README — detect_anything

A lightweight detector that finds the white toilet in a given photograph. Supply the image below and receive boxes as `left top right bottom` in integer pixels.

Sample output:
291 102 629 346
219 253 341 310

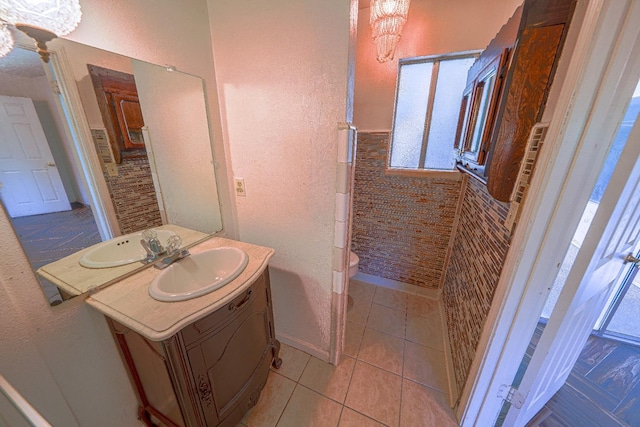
347 251 359 311
348 251 360 278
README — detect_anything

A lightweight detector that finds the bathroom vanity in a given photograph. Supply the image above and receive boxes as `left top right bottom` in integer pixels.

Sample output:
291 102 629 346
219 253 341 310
86 237 280 427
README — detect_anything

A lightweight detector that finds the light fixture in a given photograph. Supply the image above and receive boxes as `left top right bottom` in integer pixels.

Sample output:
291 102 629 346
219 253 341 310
370 0 411 63
0 0 82 62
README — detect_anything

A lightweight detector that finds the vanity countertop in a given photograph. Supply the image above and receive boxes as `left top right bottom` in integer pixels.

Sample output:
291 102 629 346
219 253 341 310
85 237 275 341
37 224 208 297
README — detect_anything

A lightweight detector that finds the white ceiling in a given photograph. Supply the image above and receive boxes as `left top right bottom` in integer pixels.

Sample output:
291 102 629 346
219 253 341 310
0 46 45 78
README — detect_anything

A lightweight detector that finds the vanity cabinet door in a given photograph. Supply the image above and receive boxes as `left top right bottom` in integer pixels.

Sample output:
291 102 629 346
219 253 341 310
185 274 273 426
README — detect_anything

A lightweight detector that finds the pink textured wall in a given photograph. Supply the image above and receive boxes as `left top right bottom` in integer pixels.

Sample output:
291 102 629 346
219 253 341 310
354 0 522 131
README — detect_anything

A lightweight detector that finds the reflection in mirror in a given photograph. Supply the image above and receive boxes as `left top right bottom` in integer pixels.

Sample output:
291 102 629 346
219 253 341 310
0 39 223 306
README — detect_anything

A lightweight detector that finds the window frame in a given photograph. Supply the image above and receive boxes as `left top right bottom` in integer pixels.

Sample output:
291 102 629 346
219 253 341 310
388 50 481 174
455 48 511 166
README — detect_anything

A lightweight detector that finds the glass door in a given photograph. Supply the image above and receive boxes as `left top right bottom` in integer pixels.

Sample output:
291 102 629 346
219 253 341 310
595 252 640 344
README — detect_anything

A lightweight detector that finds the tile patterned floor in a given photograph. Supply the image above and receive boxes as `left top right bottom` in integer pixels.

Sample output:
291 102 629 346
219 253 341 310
10 203 101 304
527 328 640 427
238 280 457 427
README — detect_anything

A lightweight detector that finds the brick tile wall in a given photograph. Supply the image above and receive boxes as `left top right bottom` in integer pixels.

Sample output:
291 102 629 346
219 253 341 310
442 176 512 393
101 156 163 234
351 132 462 290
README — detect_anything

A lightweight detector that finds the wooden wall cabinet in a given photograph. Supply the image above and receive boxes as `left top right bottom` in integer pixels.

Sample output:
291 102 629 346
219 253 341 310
109 269 281 427
456 0 576 201
89 65 147 163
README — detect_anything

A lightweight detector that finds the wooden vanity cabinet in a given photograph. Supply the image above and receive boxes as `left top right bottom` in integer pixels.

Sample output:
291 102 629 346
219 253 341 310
108 269 281 427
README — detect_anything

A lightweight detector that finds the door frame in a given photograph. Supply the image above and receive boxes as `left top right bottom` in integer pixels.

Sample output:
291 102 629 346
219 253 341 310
0 95 71 217
18 41 120 240
458 0 640 424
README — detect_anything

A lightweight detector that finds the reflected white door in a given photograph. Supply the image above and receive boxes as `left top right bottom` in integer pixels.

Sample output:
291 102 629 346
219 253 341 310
0 95 70 217
505 110 640 425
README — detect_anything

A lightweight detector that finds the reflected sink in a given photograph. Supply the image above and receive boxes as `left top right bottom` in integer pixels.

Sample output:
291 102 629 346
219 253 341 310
149 247 249 302
80 230 176 269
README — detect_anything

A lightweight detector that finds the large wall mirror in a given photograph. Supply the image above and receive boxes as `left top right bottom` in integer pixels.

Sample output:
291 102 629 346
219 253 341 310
0 38 223 306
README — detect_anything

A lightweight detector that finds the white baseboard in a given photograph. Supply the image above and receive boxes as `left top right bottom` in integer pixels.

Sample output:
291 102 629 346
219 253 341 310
275 332 330 363
352 272 441 300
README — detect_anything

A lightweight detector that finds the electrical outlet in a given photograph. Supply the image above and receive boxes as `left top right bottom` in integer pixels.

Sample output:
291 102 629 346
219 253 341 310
106 163 119 177
234 178 246 197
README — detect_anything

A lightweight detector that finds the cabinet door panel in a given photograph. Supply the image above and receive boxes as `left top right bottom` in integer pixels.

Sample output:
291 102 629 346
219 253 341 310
208 311 269 412
187 285 271 425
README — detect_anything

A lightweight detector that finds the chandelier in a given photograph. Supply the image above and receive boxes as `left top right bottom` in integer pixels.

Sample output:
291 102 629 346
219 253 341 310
0 0 82 62
370 0 411 63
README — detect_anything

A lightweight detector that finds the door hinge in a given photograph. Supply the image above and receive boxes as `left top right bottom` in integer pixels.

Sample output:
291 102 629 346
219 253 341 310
49 80 61 95
498 385 525 409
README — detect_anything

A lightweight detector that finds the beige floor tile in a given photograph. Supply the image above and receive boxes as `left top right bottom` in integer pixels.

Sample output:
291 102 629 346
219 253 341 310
400 379 457 426
403 341 448 392
358 328 404 375
348 279 376 303
373 286 408 312
343 321 365 358
242 371 296 427
407 294 441 320
274 343 311 381
405 313 444 350
347 292 373 325
338 407 386 427
277 385 342 427
299 355 356 403
367 303 406 338
345 361 402 427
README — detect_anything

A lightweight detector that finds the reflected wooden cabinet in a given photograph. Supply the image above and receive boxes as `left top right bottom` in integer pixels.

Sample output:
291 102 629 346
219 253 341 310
108 269 281 427
89 64 147 163
456 0 576 202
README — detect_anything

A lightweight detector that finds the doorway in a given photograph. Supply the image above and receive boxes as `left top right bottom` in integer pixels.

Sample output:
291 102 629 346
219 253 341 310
541 79 640 334
494 74 640 426
0 46 108 305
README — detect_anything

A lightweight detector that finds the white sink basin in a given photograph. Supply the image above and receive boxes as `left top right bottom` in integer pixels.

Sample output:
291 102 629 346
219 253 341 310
80 230 176 269
149 247 249 302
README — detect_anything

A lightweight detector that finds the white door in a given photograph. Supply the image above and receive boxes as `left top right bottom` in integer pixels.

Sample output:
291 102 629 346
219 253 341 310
0 95 70 217
504 106 640 425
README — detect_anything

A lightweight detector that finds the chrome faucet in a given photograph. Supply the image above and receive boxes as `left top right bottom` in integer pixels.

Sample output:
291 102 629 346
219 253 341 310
141 229 166 261
140 230 190 269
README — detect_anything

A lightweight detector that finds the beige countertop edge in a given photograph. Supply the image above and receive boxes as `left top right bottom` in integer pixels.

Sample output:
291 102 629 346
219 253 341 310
37 224 209 296
85 238 275 342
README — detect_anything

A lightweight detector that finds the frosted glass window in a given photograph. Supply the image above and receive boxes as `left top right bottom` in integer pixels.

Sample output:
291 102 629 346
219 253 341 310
390 62 433 169
424 57 477 170
389 52 477 171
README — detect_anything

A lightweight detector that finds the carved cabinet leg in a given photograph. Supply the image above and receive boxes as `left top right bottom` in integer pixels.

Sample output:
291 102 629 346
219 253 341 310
138 405 155 427
271 340 282 369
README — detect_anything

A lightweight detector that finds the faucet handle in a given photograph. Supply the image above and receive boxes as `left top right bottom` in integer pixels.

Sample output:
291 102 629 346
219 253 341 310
142 229 158 241
166 235 182 254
